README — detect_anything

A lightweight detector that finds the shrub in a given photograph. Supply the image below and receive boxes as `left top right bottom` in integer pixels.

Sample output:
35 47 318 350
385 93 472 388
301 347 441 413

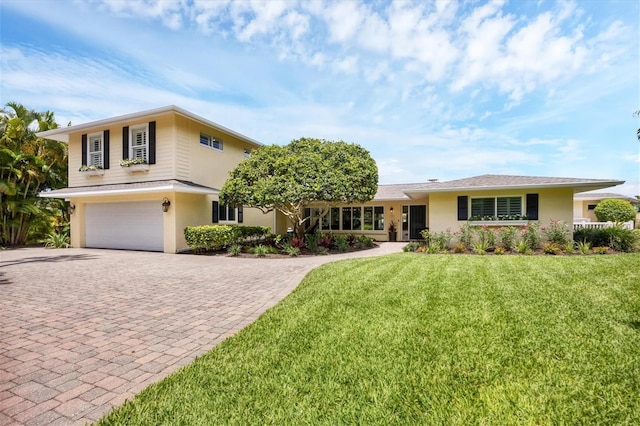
335 235 349 252
453 243 467 253
42 232 70 249
477 225 496 248
592 246 608 255
603 225 638 252
355 235 374 248
282 244 300 257
593 199 636 223
290 237 305 249
430 229 453 249
564 241 575 254
456 224 474 250
184 225 235 251
403 242 421 252
542 220 570 246
184 225 270 252
346 234 357 247
227 244 242 256
472 241 488 255
521 222 541 250
573 228 608 247
516 240 532 254
577 240 592 255
427 242 444 254
305 233 321 252
497 226 518 251
543 243 561 255
494 246 506 255
250 244 277 257
317 234 334 249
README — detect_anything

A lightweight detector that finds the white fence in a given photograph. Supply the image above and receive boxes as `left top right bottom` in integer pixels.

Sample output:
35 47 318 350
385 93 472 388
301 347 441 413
573 220 634 231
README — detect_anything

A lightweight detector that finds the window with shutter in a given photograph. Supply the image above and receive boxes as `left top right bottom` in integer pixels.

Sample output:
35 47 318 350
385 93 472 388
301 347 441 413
472 196 523 219
130 126 148 160
87 133 103 167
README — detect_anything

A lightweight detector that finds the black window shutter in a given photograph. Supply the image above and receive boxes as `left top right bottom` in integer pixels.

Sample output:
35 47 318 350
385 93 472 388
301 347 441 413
526 194 539 220
238 206 243 223
212 201 219 223
122 126 129 160
103 130 110 169
457 196 468 220
148 121 156 164
81 134 87 166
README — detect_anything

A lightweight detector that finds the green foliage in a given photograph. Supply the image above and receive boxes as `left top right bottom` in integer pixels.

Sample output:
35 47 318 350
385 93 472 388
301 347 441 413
543 243 562 255
41 231 70 248
516 240 532 254
593 199 636 223
1 102 68 246
305 233 321 252
453 242 467 253
564 241 576 254
355 235 374 248
604 226 638 252
497 226 518 251
494 246 506 255
281 243 300 257
574 227 608 247
477 225 496 248
577 240 592 255
520 222 542 250
184 225 270 252
472 241 488 255
220 137 378 238
542 220 570 246
227 244 242 256
455 224 474 249
403 242 421 252
423 228 452 249
249 244 277 257
334 235 349 252
592 246 609 255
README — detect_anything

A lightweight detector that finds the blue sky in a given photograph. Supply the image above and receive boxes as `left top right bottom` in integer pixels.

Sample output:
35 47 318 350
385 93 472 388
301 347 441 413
1 0 638 196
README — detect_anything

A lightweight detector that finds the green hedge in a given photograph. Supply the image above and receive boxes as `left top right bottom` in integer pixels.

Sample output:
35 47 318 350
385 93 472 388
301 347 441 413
184 225 270 251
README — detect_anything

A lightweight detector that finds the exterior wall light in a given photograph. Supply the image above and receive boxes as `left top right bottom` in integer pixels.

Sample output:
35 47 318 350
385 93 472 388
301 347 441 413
389 207 394 214
162 198 171 212
68 203 76 215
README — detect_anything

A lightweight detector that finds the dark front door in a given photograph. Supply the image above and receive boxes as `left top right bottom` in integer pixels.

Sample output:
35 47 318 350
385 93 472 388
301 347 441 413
409 205 427 240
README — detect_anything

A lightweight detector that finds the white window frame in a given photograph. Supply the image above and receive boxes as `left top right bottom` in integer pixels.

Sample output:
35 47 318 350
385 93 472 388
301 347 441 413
243 148 251 158
200 132 223 151
87 132 103 167
470 195 522 218
129 124 148 161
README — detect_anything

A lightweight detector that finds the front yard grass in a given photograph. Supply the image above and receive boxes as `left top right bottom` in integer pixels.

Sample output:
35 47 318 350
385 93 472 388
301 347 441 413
99 254 640 425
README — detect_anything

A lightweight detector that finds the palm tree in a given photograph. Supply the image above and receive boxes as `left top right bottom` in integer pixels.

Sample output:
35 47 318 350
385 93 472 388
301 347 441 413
0 102 67 246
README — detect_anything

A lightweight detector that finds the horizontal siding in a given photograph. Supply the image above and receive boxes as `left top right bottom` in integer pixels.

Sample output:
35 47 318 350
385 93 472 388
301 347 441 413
69 114 176 187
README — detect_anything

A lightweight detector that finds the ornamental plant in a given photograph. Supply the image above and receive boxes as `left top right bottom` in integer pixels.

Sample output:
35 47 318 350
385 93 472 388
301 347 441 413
542 220 570 246
456 224 474 250
593 199 636 223
120 157 147 167
520 222 541 250
497 226 518 251
79 164 103 171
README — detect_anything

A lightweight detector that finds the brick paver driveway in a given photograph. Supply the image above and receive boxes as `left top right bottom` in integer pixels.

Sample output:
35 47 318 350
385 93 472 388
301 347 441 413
0 243 403 425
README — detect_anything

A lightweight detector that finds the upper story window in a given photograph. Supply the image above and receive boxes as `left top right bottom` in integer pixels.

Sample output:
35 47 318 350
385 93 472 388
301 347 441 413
130 125 148 160
243 148 251 158
87 133 103 167
200 132 223 150
587 204 597 210
471 196 522 218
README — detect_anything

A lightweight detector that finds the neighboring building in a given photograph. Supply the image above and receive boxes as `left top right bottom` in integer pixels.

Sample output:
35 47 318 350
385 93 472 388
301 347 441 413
38 105 274 253
573 192 639 222
38 106 627 252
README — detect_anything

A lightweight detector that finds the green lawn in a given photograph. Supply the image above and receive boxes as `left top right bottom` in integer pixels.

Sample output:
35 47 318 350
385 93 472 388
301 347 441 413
98 254 640 425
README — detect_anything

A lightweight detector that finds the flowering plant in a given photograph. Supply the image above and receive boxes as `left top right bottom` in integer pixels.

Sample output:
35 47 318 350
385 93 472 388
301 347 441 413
79 164 103 172
120 158 148 167
388 221 397 233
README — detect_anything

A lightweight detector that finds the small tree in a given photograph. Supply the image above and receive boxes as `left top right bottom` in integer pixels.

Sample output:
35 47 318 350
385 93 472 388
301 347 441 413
220 137 378 238
593 199 636 223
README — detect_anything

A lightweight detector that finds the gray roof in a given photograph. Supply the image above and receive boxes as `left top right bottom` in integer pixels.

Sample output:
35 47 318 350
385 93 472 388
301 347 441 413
39 180 218 198
36 105 263 147
377 174 624 199
574 192 639 204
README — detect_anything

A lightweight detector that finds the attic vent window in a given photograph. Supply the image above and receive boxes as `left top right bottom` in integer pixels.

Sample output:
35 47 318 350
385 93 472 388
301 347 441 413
200 133 223 151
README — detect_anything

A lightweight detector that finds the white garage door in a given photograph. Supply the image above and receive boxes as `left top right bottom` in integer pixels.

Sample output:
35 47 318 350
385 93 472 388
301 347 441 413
85 201 164 251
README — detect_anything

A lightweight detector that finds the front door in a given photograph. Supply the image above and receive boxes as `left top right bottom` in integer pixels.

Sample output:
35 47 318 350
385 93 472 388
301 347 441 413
409 205 427 240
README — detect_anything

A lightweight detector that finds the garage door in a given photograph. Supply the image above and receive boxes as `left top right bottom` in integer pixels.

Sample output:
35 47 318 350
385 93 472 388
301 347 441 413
85 201 164 251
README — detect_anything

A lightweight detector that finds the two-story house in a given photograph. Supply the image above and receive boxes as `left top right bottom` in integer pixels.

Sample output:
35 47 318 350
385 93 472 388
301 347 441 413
38 105 275 253
39 105 628 253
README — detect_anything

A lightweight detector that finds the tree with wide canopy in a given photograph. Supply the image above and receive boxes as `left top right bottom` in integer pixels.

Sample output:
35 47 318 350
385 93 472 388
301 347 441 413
220 137 378 238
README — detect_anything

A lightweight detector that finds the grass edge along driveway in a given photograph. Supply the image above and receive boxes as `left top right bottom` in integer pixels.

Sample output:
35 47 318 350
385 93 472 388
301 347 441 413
98 254 640 425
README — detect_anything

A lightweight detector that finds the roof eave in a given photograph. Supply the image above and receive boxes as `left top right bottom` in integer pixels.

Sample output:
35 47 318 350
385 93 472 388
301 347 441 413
39 183 219 198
